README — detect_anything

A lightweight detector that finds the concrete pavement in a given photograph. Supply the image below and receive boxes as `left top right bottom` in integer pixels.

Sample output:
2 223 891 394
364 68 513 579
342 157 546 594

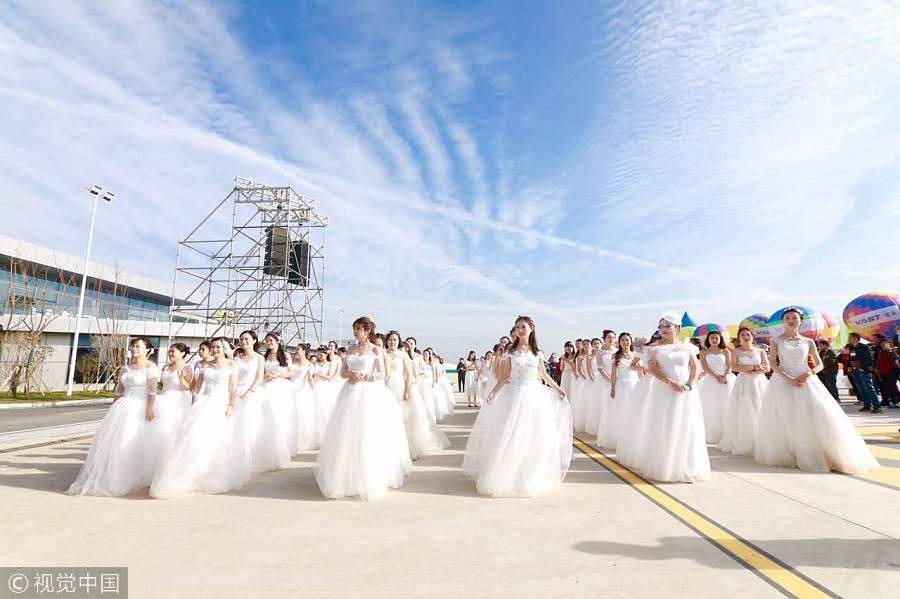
0 395 898 598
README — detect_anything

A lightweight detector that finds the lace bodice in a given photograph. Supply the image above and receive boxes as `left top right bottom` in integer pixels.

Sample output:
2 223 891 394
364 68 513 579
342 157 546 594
386 350 406 384
776 337 812 378
615 354 639 382
161 365 187 393
264 361 283 375
421 362 435 384
507 350 541 386
346 352 379 375
202 365 235 392
595 349 614 374
120 363 159 397
704 352 729 376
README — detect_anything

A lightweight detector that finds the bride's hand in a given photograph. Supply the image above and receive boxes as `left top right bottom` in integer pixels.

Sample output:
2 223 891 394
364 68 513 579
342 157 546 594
558 388 568 401
486 390 496 404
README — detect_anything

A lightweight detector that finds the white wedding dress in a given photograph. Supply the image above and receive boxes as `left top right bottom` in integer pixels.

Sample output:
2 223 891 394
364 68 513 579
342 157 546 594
718 349 765 456
607 355 640 454
386 352 450 460
754 337 879 474
144 365 191 472
150 365 252 498
617 351 650 468
462 350 572 497
234 356 290 473
315 353 412 500
263 361 300 456
570 358 592 433
67 363 161 496
291 364 322 450
628 343 711 483
594 350 617 447
697 352 734 445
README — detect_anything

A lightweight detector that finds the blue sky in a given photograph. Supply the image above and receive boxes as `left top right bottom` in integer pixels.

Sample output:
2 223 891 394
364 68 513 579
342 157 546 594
2 1 899 359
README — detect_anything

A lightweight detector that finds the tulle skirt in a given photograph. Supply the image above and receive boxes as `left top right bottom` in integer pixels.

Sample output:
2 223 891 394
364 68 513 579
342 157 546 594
465 371 477 400
67 392 157 496
594 376 616 448
417 381 438 424
718 373 763 456
315 381 412 500
405 384 451 460
561 368 575 398
609 375 640 458
294 383 323 450
237 387 291 474
314 378 341 432
698 373 735 445
150 388 253 498
570 377 592 433
462 381 572 497
264 379 300 456
144 389 190 473
437 377 456 417
754 374 879 474
617 377 649 468
476 375 489 405
628 379 711 483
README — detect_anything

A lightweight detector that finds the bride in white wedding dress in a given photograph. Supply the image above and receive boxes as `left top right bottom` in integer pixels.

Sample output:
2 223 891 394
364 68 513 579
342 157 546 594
462 316 572 497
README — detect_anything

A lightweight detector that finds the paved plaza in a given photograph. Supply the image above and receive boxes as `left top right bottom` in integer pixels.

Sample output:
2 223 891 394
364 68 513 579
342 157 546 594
1 394 898 598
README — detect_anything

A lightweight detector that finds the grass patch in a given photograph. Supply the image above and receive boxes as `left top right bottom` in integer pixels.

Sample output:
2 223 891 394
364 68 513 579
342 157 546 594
0 390 114 404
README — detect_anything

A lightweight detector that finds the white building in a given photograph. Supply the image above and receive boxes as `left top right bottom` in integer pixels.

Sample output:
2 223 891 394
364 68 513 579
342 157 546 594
0 234 210 392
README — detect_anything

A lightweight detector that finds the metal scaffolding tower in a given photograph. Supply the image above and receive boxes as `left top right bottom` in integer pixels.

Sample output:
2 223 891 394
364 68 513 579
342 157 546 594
168 177 327 347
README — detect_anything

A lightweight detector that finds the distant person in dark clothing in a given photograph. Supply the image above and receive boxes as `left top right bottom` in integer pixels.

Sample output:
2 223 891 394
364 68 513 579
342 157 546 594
456 358 466 392
849 333 882 413
816 340 840 402
875 339 899 408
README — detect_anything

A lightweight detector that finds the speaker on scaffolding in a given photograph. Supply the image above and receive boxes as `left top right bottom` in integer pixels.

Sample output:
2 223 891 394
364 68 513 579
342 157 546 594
288 240 310 287
264 225 290 275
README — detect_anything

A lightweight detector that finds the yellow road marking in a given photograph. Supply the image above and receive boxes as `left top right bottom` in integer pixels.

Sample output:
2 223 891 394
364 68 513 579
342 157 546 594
572 437 837 599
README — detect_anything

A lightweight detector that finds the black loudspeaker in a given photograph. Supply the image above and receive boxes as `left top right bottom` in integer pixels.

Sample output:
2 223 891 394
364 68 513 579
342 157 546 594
264 226 289 275
288 240 309 287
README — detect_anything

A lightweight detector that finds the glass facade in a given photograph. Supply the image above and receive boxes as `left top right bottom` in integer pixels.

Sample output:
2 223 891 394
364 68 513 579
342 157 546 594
0 255 171 322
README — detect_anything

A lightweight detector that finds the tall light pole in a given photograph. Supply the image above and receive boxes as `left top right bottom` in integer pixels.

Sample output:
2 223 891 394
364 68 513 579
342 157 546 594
66 185 115 397
338 308 344 345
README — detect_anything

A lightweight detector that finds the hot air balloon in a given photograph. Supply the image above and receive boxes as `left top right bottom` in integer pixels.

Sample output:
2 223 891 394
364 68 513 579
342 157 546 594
693 323 725 341
766 306 825 341
842 292 900 342
820 311 840 345
740 313 771 345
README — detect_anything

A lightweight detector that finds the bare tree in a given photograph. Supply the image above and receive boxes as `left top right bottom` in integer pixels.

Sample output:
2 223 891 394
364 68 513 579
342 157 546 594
87 268 130 392
0 258 73 398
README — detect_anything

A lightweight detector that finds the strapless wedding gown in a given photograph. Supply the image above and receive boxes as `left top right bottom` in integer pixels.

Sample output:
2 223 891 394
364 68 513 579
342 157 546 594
755 338 879 474
718 350 765 456
315 353 412 500
697 352 734 445
150 365 252 498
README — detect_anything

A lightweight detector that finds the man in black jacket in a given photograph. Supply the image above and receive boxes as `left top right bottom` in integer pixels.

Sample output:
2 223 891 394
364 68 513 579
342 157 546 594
816 340 840 401
849 333 882 413
456 358 466 393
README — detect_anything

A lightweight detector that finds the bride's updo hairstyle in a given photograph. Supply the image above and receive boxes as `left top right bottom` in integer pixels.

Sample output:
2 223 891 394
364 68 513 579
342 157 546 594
352 316 377 344
508 315 539 356
782 307 804 321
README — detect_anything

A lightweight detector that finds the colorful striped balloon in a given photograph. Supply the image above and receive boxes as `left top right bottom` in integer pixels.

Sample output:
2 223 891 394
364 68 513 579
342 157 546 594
842 292 900 342
693 323 725 340
820 311 840 345
740 313 771 344
766 306 825 341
